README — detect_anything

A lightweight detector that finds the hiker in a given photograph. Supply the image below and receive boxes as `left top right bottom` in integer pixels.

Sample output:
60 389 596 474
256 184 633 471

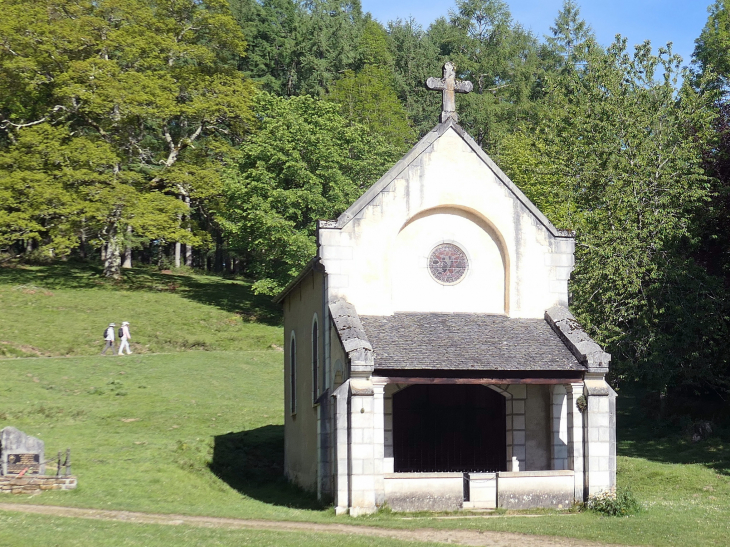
101 323 116 355
118 321 132 355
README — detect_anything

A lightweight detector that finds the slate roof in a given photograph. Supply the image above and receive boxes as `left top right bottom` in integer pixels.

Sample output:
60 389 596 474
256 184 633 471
359 313 584 371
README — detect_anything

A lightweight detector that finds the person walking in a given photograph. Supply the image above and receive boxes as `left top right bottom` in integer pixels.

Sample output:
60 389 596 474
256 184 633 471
101 323 116 355
118 321 132 355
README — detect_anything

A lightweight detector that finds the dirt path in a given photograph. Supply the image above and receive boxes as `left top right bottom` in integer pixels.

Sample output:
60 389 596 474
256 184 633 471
0 503 627 547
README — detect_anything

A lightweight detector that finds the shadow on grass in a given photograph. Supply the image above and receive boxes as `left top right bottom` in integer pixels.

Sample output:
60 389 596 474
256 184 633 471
209 425 325 510
0 262 281 326
617 386 730 476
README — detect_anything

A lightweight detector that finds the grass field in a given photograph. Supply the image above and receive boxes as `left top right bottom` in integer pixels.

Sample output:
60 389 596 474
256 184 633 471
2 264 730 546
0 263 281 358
0 511 444 547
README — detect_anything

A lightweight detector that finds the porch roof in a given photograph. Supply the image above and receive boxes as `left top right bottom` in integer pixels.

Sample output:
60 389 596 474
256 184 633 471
359 313 584 371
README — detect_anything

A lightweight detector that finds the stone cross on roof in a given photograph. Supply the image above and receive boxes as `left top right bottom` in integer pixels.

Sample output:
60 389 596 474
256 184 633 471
426 61 473 123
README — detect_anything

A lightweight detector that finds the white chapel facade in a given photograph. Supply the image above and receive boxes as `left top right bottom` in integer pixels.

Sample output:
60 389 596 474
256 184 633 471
275 63 616 514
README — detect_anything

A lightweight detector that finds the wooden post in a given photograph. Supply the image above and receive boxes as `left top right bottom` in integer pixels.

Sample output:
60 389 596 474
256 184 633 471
56 451 61 476
64 448 71 476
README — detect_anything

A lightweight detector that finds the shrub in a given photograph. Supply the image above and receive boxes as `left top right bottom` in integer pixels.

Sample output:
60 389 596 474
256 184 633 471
586 487 641 516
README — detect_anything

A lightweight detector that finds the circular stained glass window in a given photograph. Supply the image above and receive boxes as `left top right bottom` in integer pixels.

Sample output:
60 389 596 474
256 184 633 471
428 243 468 285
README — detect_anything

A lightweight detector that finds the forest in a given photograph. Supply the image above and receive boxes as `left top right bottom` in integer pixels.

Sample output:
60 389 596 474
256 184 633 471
2 0 730 406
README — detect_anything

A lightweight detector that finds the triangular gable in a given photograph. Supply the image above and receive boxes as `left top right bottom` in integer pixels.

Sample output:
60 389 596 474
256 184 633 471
335 118 571 240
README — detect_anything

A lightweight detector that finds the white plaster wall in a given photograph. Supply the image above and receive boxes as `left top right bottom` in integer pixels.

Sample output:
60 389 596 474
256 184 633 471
392 209 505 313
283 271 324 492
319 127 573 318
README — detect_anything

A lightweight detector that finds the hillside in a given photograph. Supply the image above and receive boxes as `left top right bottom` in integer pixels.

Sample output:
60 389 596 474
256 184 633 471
1 264 730 546
0 264 282 358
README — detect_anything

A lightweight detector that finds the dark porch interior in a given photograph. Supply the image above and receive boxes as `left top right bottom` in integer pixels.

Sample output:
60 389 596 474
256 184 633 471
392 384 506 473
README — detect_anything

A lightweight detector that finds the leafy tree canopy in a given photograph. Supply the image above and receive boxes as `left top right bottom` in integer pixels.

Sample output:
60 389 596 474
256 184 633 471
0 0 255 276
221 92 402 295
498 38 723 393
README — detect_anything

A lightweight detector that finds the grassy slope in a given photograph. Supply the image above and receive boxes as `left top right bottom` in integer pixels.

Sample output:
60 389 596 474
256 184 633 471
2 264 730 546
0 264 281 357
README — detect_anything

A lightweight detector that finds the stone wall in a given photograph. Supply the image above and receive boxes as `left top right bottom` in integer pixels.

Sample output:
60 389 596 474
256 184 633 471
0 475 77 494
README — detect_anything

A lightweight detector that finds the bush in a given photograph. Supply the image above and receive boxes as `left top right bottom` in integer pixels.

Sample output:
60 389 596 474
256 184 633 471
586 487 641 516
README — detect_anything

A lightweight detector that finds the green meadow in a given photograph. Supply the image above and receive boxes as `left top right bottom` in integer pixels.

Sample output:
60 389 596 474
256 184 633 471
1 264 730 546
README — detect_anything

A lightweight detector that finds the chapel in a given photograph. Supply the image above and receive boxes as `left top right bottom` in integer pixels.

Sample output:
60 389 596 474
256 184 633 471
274 62 616 515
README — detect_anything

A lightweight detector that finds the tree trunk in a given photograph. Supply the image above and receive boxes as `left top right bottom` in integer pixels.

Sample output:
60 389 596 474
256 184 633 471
101 243 107 262
103 228 122 279
122 225 132 269
214 231 224 273
174 241 181 268
184 195 193 267
79 223 87 260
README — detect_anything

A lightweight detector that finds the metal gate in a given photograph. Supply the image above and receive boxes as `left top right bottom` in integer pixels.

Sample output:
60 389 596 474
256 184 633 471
392 384 507 473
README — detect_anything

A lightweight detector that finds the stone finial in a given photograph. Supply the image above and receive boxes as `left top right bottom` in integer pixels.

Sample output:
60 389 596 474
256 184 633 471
425 61 473 123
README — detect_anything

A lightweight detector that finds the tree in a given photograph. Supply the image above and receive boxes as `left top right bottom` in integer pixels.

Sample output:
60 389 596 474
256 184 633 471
387 18 442 138
0 0 255 276
232 0 367 97
498 39 723 393
328 20 415 150
426 0 551 151
693 0 730 91
221 93 402 294
546 0 594 66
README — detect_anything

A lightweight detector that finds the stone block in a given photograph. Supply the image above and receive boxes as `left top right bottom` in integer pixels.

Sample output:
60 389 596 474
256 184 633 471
508 385 527 399
498 471 575 509
599 427 610 442
350 444 373 461
512 431 525 445
552 239 575 254
512 400 525 414
513 415 526 430
328 274 349 289
544 253 574 267
549 280 567 293
350 428 363 444
321 245 354 261
350 459 363 475
351 474 374 492
553 267 573 280
1 427 45 476
384 473 463 512
591 413 610 428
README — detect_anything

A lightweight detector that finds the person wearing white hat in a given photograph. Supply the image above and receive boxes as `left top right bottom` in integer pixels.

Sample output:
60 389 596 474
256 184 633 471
118 321 132 355
101 323 116 355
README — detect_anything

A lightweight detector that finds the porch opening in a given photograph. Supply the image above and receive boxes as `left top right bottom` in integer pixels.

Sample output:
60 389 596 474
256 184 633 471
392 384 506 473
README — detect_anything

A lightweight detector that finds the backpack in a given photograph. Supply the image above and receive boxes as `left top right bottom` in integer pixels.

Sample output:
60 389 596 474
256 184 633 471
103 327 110 339
118 327 124 338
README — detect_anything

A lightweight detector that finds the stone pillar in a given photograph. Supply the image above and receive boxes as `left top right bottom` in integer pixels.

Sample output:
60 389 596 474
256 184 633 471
348 378 377 516
506 385 526 471
372 377 387 506
583 376 613 496
383 384 396 474
550 385 569 470
567 382 584 501
332 381 350 515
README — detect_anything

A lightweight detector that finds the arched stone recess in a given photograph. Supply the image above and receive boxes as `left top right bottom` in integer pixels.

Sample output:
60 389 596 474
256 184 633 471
391 206 509 314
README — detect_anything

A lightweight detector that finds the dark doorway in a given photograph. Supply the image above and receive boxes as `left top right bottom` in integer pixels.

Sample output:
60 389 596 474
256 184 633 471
392 384 506 473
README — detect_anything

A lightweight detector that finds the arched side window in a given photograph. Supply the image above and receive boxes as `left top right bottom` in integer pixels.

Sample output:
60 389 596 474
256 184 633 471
312 315 319 405
289 331 297 415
